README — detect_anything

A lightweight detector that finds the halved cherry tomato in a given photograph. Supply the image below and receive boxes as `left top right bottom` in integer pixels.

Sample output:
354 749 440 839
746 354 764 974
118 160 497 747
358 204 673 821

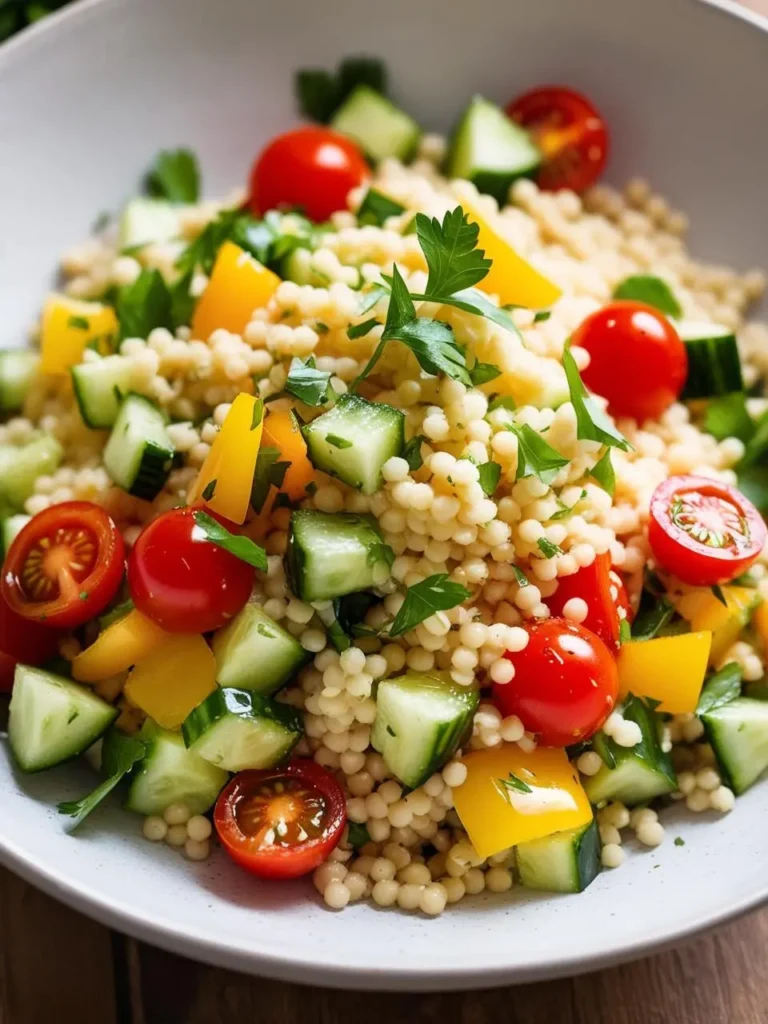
214 761 346 880
248 127 368 223
649 475 766 587
127 507 254 634
572 300 687 423
494 618 618 746
2 502 124 629
0 591 62 691
506 86 609 192
546 552 622 649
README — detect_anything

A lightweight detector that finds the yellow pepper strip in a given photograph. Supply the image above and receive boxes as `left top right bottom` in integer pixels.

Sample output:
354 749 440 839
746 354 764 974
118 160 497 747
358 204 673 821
40 293 118 375
453 745 592 859
617 631 712 714
186 392 264 525
72 609 171 684
124 634 217 730
191 240 280 341
458 193 562 310
677 585 762 664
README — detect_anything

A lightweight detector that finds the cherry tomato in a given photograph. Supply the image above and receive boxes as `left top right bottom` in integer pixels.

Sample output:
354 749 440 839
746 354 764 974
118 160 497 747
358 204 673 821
127 507 254 634
247 127 368 223
2 502 124 629
494 618 618 746
506 86 609 192
649 475 766 586
610 569 634 625
214 761 346 880
572 300 687 423
546 552 624 649
0 591 62 692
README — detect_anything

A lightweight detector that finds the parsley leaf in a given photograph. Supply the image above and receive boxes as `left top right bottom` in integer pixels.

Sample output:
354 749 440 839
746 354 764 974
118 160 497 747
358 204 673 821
357 283 391 316
357 188 406 227
631 595 676 641
346 821 371 849
192 511 267 570
589 449 616 497
696 662 742 716
478 461 501 496
513 565 529 588
284 356 333 407
536 537 563 559
201 479 217 501
116 268 173 340
704 393 754 443
562 341 631 451
550 489 587 520
250 447 291 514
416 208 491 296
507 423 569 485
347 318 380 340
388 574 471 637
57 731 145 831
67 315 90 330
146 148 200 204
469 361 502 386
326 433 353 449
488 395 517 414
402 434 427 471
411 286 519 335
711 583 728 607
168 266 196 330
497 772 532 795
534 310 552 323
613 274 682 319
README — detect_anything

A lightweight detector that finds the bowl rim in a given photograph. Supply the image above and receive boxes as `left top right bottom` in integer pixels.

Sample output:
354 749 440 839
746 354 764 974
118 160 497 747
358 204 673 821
2 0 768 991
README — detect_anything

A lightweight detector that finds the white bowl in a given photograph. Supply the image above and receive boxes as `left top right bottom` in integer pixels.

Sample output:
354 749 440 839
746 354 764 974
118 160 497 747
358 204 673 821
1 0 767 991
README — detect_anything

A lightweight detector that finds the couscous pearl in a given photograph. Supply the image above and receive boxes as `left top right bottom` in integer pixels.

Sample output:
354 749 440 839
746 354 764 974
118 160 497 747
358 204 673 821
463 868 486 895
184 838 211 861
709 786 736 813
499 715 525 743
143 816 168 842
369 857 397 882
686 789 711 813
636 821 665 847
489 658 514 684
599 824 621 846
372 879 400 906
576 751 603 777
382 456 410 482
562 597 589 623
396 884 423 910
186 815 212 842
165 824 188 848
325 881 352 909
420 883 448 915
601 844 625 869
442 761 468 788
485 867 513 893
163 803 191 826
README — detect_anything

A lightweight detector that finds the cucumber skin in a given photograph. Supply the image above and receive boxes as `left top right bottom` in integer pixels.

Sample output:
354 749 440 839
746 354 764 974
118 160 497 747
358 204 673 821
182 687 303 751
516 819 602 894
680 335 743 400
212 604 310 694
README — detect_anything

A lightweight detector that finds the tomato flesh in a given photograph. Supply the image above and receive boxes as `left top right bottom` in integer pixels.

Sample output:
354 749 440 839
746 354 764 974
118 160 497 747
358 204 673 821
0 591 62 692
506 86 609 193
649 475 766 586
214 761 345 880
2 502 124 629
572 300 688 423
127 507 254 634
494 618 618 746
247 127 368 223
546 552 622 649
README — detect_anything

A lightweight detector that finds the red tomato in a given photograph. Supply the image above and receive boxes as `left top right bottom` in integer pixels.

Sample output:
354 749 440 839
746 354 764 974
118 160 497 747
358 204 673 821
0 591 62 692
2 502 124 629
494 618 618 746
572 300 688 423
247 127 368 223
506 86 609 192
610 569 634 625
649 475 766 586
127 507 254 634
214 761 346 880
546 552 622 649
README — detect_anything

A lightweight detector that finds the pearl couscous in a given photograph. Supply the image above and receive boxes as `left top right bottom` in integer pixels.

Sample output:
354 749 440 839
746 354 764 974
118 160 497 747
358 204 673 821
3 67 768 916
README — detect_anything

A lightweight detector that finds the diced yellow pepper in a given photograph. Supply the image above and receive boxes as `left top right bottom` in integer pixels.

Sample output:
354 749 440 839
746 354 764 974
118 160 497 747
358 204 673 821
459 194 562 310
40 293 118 375
677 585 761 664
453 745 592 859
191 241 280 341
617 631 712 714
72 610 171 683
124 634 217 730
186 392 263 525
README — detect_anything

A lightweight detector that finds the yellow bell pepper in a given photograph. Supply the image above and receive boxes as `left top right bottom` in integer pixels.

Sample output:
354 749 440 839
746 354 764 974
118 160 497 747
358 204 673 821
72 610 171 683
459 194 562 310
617 631 712 714
124 634 217 730
677 585 761 664
191 240 280 341
40 293 118 375
186 392 264 525
453 745 592 859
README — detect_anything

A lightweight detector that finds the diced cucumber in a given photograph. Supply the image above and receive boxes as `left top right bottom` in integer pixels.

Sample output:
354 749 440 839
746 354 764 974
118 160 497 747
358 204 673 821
357 188 406 227
584 695 677 807
71 355 137 429
212 602 309 693
678 321 743 399
302 392 405 495
445 96 541 204
286 510 393 603
330 85 421 164
119 197 182 250
1 513 30 556
279 248 330 287
103 393 174 501
371 671 479 788
8 664 119 773
125 718 228 816
182 687 303 772
0 433 62 515
516 819 602 894
0 350 39 412
701 697 768 795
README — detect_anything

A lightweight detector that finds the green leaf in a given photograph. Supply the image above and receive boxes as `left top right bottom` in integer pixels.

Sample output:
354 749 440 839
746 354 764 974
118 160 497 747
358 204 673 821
534 310 552 323
469 361 502 386
402 434 427 471
536 537 563 559
512 565 529 588
250 447 290 514
737 464 768 517
740 410 768 471
711 584 728 607
146 148 200 204
201 479 217 502
416 207 491 297
674 837 685 847
588 449 616 497
550 489 587 521
488 395 516 414
388 573 471 637
477 461 501 496
631 595 676 641
347 318 380 340
57 732 145 831
327 433 353 449
562 341 631 451
507 423 569 485
704 393 754 443
384 264 417 333
295 57 386 124
169 266 196 330
696 662 743 716
619 619 632 643
357 188 406 227
116 269 173 340
346 821 371 849
67 315 90 330
497 771 532 795
284 356 333 407
613 274 682 318
412 287 519 335
357 283 391 316
192 511 267 570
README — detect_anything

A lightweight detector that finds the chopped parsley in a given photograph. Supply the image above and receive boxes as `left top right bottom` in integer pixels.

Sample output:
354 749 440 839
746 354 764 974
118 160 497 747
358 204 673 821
67 315 90 331
402 434 427 471
357 188 406 227
507 423 569 485
536 537 564 559
146 148 200 204
589 448 616 497
477 461 501 497
201 479 217 502
388 574 471 637
497 772 532 795
562 341 631 451
469 361 502 386
284 356 333 407
192 511 267 571
613 274 682 319
326 433 353 449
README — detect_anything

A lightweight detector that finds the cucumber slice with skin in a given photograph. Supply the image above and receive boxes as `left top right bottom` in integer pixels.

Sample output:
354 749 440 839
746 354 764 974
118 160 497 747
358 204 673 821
371 671 479 788
584 695 677 807
516 819 602 894
1 513 30 556
8 664 119 773
279 248 330 287
71 355 137 429
119 198 182 250
678 321 743 399
103 393 174 500
331 85 421 164
286 509 393 603
302 392 405 495
445 96 541 204
212 602 310 693
701 697 768 794
125 718 228 816
182 687 303 772
0 433 62 515
0 350 39 413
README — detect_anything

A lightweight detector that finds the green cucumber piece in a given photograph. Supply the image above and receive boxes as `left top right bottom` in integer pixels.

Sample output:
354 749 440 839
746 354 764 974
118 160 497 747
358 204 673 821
701 697 768 795
0 350 39 412
516 819 602 894
103 393 174 500
331 85 421 163
0 433 62 514
678 321 743 399
212 602 309 693
71 355 137 429
119 198 182 250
